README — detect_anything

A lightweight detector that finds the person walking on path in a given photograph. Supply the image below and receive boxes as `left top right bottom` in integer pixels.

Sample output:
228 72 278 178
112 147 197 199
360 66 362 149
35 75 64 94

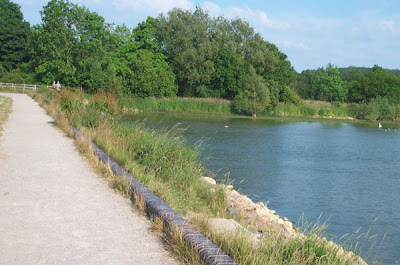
55 81 61 92
0 93 178 265
52 81 56 90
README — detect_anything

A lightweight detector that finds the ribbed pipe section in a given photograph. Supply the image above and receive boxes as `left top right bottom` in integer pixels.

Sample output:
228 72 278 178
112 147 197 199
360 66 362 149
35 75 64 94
71 126 238 265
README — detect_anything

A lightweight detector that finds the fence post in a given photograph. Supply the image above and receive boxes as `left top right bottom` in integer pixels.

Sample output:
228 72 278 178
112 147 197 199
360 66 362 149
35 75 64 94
23 84 26 90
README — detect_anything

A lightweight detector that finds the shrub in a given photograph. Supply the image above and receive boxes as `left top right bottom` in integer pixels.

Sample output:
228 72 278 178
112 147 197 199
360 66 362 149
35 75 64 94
280 85 301 105
0 68 36 84
352 96 395 120
374 96 393 119
89 90 119 116
78 91 119 128
59 88 84 114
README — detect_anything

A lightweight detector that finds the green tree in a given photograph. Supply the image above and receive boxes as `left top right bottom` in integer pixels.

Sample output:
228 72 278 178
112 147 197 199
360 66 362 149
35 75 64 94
341 68 364 103
132 17 163 53
265 43 297 104
233 66 270 117
0 0 31 71
359 65 400 104
158 8 215 97
29 0 81 85
29 0 121 93
210 48 245 99
292 69 317 99
158 7 293 103
127 49 177 97
115 17 177 97
314 64 347 102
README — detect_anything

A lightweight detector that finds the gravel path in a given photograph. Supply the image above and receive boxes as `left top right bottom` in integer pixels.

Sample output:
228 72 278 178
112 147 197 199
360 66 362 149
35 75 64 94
0 93 179 265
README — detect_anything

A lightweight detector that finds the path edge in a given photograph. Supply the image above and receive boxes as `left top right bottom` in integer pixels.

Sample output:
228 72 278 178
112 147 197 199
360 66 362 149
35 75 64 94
71 126 238 265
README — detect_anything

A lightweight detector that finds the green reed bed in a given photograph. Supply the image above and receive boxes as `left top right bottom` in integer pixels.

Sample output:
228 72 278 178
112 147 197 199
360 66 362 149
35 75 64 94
119 96 357 119
268 101 353 118
119 97 233 115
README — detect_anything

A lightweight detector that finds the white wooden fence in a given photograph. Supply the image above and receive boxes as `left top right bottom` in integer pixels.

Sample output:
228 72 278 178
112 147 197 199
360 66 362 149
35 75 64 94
0 82 48 90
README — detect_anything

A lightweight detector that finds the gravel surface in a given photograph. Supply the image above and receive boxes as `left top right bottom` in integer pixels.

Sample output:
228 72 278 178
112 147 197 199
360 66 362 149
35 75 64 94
0 93 179 265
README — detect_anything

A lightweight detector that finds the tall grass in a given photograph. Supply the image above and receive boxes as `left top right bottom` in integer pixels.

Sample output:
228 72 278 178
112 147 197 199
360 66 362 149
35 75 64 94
193 213 369 265
119 97 232 115
0 87 27 94
265 100 354 118
81 123 227 216
119 97 359 119
0 95 12 135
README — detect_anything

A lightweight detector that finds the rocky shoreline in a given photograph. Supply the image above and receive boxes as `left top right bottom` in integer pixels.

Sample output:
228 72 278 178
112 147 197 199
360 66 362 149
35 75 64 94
201 176 366 265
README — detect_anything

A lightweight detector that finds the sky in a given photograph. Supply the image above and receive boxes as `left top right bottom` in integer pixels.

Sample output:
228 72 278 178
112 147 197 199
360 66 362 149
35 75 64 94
13 0 400 72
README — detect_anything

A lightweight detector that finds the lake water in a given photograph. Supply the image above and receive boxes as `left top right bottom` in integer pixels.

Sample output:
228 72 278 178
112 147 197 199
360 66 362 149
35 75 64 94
122 113 400 264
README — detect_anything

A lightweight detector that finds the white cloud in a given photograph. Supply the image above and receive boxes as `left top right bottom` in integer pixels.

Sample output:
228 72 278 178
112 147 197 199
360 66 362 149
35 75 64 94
74 0 103 4
203 2 290 30
281 40 310 51
379 20 396 33
112 0 194 14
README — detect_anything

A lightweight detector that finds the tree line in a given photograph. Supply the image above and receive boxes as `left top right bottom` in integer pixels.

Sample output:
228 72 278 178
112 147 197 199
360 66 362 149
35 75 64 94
292 65 400 105
1 0 400 116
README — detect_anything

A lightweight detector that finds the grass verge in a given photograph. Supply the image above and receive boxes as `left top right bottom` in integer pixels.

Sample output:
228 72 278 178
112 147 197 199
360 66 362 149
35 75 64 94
0 95 12 135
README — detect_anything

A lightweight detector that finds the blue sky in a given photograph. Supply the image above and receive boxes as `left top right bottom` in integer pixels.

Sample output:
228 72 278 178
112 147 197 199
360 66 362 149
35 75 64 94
14 0 400 72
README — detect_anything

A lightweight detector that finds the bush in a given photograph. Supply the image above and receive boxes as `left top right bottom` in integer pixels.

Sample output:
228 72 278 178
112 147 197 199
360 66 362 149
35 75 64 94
79 104 106 128
352 96 395 121
280 85 301 104
89 90 119 116
233 66 270 117
78 91 119 128
0 68 36 84
59 89 84 114
374 96 393 119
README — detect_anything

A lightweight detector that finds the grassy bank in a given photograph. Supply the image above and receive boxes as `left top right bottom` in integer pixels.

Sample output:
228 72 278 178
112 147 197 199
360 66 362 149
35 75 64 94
120 96 400 121
267 100 354 118
0 95 12 134
119 96 353 119
119 97 232 115
33 88 369 264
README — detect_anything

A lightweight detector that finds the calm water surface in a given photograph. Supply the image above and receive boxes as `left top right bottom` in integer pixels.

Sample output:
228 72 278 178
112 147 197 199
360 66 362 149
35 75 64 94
122 113 400 264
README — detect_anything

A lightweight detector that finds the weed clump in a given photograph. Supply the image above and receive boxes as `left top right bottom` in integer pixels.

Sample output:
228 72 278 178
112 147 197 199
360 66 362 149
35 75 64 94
0 95 12 134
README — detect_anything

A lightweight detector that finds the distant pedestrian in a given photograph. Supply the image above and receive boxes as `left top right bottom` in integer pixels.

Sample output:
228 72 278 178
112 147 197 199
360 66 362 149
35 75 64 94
52 81 56 90
55 81 61 92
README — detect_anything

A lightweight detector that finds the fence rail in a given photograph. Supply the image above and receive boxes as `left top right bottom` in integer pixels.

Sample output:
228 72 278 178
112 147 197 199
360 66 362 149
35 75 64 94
0 82 48 90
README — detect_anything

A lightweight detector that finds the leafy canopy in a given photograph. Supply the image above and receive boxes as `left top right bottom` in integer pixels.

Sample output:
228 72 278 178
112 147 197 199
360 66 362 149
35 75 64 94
0 0 30 71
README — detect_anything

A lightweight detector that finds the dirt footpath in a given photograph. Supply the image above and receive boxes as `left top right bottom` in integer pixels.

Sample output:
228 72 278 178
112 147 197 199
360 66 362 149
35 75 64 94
0 93 179 265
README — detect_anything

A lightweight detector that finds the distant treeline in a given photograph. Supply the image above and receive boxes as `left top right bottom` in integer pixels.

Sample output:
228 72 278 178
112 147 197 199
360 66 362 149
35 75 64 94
292 65 400 105
1 0 400 115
